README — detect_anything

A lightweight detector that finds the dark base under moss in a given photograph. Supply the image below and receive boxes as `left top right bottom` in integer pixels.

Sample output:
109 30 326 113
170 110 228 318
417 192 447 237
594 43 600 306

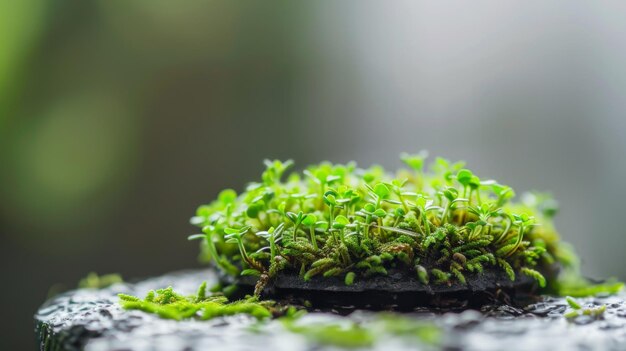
227 268 540 309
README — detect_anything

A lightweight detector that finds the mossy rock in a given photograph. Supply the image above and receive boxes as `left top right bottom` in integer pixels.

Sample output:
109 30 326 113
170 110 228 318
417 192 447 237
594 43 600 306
34 269 626 351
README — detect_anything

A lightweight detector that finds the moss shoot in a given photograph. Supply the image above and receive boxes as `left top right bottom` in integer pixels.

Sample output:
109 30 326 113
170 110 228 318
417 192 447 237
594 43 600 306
189 153 582 294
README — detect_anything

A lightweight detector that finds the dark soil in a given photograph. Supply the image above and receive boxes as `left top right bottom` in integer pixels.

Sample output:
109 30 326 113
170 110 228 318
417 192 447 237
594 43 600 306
229 268 539 309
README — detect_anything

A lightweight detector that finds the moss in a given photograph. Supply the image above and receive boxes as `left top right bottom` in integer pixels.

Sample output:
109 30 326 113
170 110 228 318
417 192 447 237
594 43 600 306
188 154 580 292
186 153 624 299
118 282 275 321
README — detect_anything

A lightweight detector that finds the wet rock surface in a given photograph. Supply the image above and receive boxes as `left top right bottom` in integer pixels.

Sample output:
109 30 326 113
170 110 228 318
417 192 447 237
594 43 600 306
35 269 626 351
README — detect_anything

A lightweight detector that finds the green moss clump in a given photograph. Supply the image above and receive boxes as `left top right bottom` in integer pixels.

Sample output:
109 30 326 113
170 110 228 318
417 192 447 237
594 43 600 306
118 282 273 321
187 153 611 294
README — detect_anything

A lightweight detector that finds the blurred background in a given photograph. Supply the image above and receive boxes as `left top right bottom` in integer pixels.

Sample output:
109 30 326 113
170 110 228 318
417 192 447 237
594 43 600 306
2 1 626 348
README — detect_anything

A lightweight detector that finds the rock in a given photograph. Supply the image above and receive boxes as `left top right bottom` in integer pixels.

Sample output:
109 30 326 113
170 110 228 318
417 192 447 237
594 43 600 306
523 302 565 317
35 269 626 351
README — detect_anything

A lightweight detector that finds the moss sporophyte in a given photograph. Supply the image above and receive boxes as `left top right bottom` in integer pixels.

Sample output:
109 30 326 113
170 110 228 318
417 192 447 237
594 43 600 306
187 153 583 295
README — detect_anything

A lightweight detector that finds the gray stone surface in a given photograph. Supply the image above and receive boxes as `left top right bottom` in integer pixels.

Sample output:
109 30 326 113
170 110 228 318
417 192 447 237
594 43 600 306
35 269 626 351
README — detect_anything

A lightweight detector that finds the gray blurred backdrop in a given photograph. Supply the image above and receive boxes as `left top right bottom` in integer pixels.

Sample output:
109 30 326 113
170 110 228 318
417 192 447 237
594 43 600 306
1 1 626 348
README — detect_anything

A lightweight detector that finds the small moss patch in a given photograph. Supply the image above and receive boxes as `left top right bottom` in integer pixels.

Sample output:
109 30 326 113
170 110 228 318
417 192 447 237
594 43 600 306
118 282 274 321
189 153 573 293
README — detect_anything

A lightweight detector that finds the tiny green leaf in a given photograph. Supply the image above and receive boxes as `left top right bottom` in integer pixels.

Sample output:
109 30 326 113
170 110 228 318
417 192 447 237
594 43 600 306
373 183 391 199
246 204 261 218
323 190 338 206
315 221 329 230
468 175 481 190
456 169 473 186
373 209 387 217
400 151 428 172
364 203 376 212
241 269 262 277
224 228 239 235
443 187 458 201
218 189 237 204
302 214 317 227
333 215 349 229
